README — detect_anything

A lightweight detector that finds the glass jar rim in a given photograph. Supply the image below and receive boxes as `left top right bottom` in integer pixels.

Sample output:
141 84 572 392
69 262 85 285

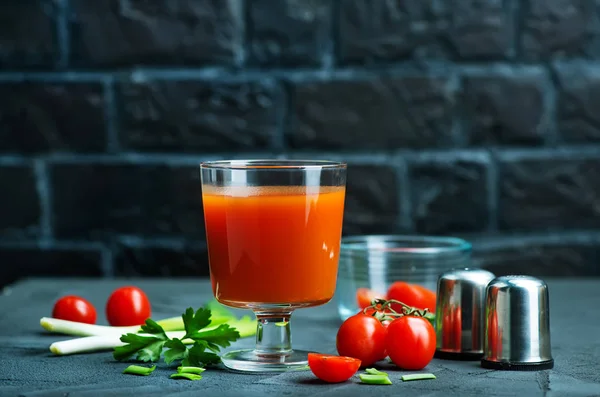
200 159 347 170
341 235 472 255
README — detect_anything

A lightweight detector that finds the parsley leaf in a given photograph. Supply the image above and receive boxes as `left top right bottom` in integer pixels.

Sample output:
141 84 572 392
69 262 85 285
189 324 240 352
182 307 212 339
114 333 167 362
140 319 169 338
184 341 221 367
163 339 188 365
113 318 170 362
114 306 244 369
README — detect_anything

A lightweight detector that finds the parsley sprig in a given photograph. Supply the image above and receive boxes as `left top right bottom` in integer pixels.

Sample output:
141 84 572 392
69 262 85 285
113 307 240 367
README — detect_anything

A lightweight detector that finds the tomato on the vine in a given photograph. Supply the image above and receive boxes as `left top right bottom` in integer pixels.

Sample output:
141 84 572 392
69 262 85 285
336 313 387 366
105 286 151 326
387 281 437 312
52 295 97 324
308 353 361 383
386 315 436 370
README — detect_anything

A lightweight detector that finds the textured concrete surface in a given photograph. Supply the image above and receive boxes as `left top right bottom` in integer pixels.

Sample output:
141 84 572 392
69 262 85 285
0 278 598 397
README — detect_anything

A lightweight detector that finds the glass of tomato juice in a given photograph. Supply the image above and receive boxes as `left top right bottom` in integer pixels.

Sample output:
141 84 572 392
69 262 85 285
200 160 347 372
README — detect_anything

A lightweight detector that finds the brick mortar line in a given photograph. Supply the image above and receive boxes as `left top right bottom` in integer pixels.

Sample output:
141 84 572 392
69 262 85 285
0 240 105 250
236 0 248 68
486 149 499 232
511 0 524 61
1 230 599 251
2 146 600 166
542 61 560 146
324 0 340 70
33 160 52 242
272 81 289 151
469 230 600 250
56 0 70 69
101 246 115 277
103 76 119 153
396 156 413 232
4 61 600 82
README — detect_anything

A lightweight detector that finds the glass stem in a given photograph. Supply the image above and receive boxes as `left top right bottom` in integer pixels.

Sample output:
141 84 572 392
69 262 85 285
253 312 293 355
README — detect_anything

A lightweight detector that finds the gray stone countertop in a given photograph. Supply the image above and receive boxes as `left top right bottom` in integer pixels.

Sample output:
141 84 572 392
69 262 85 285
0 278 598 397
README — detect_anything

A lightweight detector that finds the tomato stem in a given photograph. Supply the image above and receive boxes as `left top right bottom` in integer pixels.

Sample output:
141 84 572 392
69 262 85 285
362 298 431 322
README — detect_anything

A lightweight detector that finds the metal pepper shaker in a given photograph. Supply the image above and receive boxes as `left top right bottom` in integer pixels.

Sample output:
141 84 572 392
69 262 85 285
481 275 554 371
435 268 496 360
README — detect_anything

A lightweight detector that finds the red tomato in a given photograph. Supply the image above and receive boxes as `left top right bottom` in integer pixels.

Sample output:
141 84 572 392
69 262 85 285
387 281 437 312
308 353 361 383
336 313 387 367
356 288 386 309
105 286 151 326
386 316 436 370
52 295 97 324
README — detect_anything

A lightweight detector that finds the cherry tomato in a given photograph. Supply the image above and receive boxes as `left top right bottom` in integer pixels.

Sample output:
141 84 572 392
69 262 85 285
356 288 386 309
105 286 151 326
386 316 436 370
308 353 361 383
52 295 97 324
387 281 437 312
336 313 387 367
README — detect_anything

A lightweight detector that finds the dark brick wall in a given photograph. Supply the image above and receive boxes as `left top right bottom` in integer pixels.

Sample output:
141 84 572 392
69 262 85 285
1 0 600 287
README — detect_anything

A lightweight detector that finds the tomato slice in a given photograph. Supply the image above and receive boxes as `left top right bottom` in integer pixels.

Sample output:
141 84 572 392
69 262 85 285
308 353 361 383
356 288 386 309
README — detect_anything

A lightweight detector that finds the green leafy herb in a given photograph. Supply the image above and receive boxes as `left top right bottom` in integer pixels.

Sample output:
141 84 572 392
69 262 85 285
177 366 206 374
122 365 156 376
114 333 168 363
401 373 436 381
365 368 388 376
114 307 241 368
170 372 203 381
359 373 392 385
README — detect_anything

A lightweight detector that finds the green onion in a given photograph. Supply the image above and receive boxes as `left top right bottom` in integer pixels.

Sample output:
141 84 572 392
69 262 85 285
122 365 156 376
401 373 436 381
177 366 206 374
359 374 392 385
365 368 388 376
47 316 257 356
170 373 203 381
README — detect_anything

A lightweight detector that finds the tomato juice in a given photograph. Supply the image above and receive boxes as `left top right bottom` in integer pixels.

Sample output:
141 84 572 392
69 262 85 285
202 185 346 308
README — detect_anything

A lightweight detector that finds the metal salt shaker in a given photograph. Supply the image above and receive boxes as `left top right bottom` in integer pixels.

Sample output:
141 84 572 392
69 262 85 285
481 275 554 371
435 268 496 360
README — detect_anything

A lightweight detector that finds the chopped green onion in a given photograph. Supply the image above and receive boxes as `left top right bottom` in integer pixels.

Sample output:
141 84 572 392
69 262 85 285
177 366 206 374
170 373 203 381
365 368 388 376
401 373 436 381
122 365 156 376
359 374 392 385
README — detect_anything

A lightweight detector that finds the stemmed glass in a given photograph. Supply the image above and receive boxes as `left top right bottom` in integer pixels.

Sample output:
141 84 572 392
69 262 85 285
200 160 347 372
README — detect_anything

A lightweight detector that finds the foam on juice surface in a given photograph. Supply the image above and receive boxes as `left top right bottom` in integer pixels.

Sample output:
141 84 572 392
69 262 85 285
201 185 344 197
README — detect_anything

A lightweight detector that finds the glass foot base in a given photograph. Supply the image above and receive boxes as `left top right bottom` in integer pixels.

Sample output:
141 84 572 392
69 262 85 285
221 349 310 373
